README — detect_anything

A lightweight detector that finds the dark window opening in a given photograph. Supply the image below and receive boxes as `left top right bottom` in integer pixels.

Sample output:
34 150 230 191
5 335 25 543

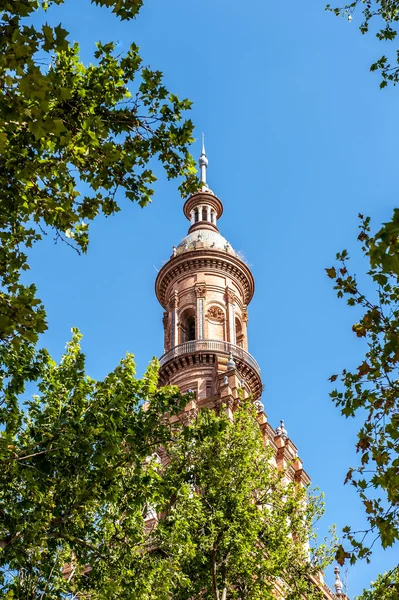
180 308 196 343
187 316 195 341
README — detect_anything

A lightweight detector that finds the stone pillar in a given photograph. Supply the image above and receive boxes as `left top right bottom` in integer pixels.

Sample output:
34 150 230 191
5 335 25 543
242 306 249 351
225 288 236 344
169 290 179 347
162 311 169 352
190 210 195 225
195 284 206 340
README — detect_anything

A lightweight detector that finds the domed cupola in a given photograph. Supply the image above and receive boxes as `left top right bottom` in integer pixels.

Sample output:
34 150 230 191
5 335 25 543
175 137 236 258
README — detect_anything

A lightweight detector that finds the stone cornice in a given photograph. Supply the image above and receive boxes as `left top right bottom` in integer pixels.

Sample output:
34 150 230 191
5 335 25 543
155 249 255 308
158 349 262 401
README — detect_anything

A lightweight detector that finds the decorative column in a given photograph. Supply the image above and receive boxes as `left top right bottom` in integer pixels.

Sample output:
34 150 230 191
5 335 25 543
242 306 249 351
225 287 236 345
162 311 169 352
169 290 179 348
190 210 195 225
195 284 206 340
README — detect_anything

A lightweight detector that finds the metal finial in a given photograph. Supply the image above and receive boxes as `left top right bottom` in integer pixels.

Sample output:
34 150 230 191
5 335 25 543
198 133 208 184
334 566 343 595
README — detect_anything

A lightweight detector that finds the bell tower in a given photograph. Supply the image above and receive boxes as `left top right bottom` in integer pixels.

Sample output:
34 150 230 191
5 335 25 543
155 138 262 415
154 139 347 599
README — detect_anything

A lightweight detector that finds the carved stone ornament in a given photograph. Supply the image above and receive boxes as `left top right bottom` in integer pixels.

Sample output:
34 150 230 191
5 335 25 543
195 285 206 298
168 291 179 310
225 288 236 304
207 306 225 322
254 399 264 413
162 312 168 327
242 308 249 324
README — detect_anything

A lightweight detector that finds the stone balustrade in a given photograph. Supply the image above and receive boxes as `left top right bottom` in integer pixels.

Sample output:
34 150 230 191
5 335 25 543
159 339 261 377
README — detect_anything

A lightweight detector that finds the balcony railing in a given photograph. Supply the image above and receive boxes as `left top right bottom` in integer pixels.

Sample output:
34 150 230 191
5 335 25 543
159 339 261 377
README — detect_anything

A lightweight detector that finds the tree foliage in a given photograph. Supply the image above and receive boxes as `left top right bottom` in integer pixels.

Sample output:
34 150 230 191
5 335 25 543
358 566 399 600
0 0 197 478
326 216 399 574
150 404 336 600
0 0 196 350
0 329 188 599
0 346 336 599
326 0 399 87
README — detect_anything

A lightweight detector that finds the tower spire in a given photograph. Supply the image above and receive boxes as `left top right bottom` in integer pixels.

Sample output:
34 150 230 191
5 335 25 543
199 133 208 185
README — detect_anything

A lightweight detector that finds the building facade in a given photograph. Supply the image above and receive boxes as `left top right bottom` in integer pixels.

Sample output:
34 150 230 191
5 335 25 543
154 140 348 600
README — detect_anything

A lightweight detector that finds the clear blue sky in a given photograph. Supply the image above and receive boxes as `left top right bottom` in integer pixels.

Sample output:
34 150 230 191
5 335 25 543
28 0 399 595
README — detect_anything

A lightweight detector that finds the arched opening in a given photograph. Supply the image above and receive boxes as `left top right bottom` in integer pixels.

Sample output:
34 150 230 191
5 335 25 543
180 307 196 343
202 207 207 221
194 209 199 223
235 317 243 347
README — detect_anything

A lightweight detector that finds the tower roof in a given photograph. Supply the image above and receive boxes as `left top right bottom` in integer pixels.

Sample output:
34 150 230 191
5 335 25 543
176 228 236 257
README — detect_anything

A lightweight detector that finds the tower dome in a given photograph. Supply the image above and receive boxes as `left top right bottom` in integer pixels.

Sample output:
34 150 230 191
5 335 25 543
176 229 236 257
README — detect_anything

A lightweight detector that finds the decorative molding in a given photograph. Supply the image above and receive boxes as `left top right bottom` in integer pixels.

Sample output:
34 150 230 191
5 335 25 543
242 307 249 324
158 341 262 400
162 312 168 328
225 287 236 304
195 284 206 298
155 251 255 308
168 290 179 310
207 306 225 322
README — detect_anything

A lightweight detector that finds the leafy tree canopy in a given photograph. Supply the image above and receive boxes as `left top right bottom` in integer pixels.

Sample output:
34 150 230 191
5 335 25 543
326 216 399 593
0 0 197 350
0 329 189 599
326 0 399 87
0 344 336 599
150 404 336 600
358 566 399 600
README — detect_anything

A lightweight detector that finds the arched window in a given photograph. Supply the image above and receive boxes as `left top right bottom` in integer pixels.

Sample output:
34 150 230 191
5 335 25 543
180 307 196 343
194 209 199 223
235 317 243 347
